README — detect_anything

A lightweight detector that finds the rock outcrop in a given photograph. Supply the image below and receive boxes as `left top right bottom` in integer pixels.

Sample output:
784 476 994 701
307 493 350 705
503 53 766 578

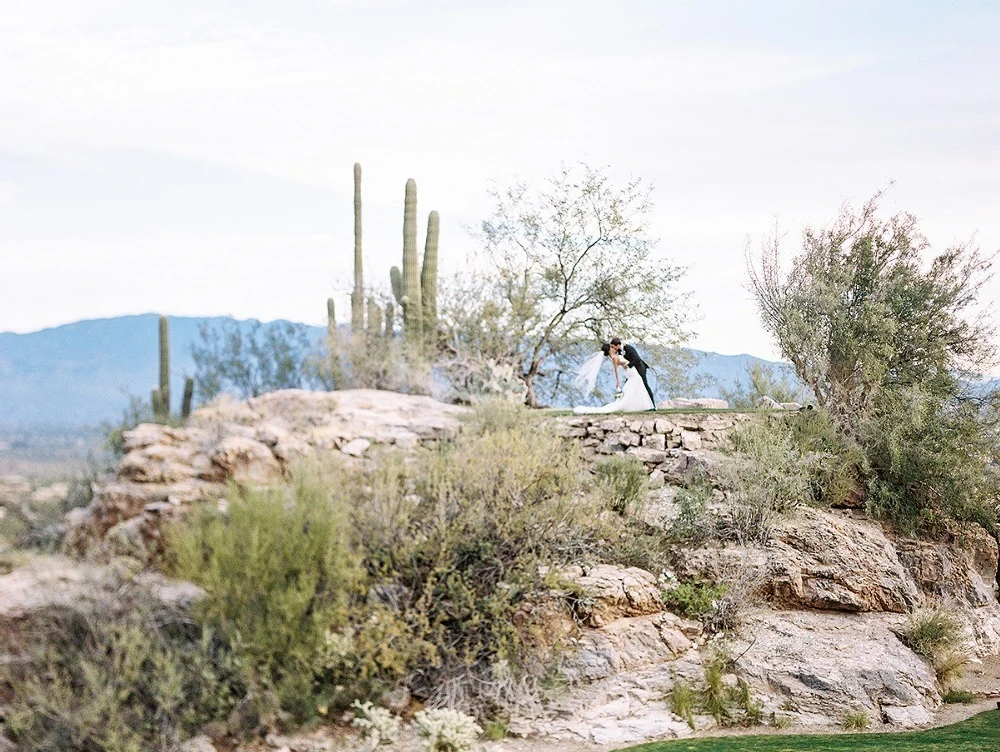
64 390 468 557
735 609 939 726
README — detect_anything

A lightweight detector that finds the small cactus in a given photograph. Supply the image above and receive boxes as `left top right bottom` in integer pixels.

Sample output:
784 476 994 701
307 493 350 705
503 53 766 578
151 388 165 422
152 314 195 423
158 315 170 417
351 162 364 332
390 265 404 306
181 377 194 420
326 297 344 389
384 300 395 338
366 297 383 338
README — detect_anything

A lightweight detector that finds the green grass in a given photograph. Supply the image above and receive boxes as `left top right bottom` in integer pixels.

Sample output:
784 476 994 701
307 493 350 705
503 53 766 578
617 710 1000 751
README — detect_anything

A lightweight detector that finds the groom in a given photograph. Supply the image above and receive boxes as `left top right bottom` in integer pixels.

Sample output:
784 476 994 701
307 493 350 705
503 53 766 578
611 338 656 410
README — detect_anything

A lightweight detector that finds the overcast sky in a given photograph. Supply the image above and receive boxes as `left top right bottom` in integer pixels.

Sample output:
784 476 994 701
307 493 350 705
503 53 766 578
3 0 999 360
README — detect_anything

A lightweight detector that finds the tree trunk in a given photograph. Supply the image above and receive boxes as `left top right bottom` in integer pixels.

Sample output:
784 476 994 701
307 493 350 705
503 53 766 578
523 360 541 408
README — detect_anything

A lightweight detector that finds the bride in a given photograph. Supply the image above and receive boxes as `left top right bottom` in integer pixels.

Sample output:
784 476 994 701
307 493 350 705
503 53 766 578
572 341 655 414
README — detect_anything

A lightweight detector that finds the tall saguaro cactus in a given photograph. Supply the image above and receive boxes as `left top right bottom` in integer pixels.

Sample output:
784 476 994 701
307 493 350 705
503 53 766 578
157 315 170 419
151 315 195 423
351 162 364 332
421 210 439 341
401 178 423 343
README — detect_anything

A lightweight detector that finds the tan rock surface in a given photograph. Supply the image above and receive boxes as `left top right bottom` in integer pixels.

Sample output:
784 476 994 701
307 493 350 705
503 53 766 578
562 564 665 627
765 508 920 613
734 608 940 723
65 389 469 557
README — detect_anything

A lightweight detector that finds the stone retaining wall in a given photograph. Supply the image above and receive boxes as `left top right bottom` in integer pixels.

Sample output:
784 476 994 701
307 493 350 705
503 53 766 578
556 412 751 471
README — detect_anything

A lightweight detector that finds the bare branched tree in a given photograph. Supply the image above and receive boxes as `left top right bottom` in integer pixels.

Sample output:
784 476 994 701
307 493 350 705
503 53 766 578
443 163 693 407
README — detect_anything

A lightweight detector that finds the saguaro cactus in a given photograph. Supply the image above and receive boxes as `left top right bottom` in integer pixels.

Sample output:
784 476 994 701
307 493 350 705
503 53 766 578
421 210 439 341
401 178 423 343
181 377 194 420
157 315 170 419
384 300 395 338
326 297 344 389
389 266 404 307
351 162 364 332
151 314 195 423
366 297 383 338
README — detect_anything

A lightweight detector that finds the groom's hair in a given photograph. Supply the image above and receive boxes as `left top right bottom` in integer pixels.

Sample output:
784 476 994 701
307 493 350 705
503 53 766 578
610 337 622 346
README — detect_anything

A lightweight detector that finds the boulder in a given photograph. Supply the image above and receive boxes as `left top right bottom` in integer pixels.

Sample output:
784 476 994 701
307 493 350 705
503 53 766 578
210 436 283 484
180 736 217 752
561 564 664 627
68 390 469 558
563 612 694 682
765 508 920 613
882 705 933 727
895 525 999 607
735 609 940 721
658 398 729 410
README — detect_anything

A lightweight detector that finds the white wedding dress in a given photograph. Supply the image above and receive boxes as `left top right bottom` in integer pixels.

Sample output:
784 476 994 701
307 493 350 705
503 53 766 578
573 364 654 414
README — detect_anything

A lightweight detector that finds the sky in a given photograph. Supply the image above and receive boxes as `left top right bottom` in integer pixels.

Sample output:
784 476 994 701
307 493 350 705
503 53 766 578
2 0 1000 360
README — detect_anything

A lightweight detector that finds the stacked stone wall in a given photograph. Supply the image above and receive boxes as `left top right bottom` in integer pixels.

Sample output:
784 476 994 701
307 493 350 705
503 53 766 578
556 412 751 472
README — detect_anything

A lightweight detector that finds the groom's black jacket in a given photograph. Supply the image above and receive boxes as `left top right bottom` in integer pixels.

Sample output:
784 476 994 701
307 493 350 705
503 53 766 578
622 344 647 370
622 343 656 407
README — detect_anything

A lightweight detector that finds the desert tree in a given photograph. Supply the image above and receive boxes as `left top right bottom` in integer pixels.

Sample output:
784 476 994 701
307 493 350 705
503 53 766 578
442 163 692 407
747 192 1000 528
192 319 327 400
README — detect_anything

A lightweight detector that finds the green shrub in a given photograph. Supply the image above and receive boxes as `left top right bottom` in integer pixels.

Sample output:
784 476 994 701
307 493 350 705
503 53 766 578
169 461 364 720
862 388 1000 534
594 455 648 515
395 424 608 709
899 607 964 659
6 583 247 752
669 676 697 728
668 480 714 543
481 719 509 740
344 407 615 713
841 710 871 730
701 653 732 724
662 582 727 621
942 688 976 704
932 648 969 686
669 652 763 728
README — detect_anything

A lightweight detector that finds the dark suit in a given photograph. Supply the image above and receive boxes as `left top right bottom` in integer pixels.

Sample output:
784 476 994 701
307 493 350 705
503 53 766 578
622 343 656 408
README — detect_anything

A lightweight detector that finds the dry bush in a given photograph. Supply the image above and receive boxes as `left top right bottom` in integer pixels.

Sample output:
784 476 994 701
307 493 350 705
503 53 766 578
6 576 247 752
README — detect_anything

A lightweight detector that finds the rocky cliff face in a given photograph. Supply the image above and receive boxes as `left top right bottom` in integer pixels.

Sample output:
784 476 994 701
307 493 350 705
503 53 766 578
45 391 1000 747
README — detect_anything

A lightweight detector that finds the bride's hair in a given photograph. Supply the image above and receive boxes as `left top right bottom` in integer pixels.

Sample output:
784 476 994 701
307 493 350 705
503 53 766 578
601 342 611 357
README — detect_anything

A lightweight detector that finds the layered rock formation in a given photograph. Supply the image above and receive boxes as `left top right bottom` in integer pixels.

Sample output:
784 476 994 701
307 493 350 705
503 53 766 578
64 390 468 557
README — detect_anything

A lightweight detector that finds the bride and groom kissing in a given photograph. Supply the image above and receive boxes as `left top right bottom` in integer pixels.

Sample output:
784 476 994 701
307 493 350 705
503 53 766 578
573 337 657 414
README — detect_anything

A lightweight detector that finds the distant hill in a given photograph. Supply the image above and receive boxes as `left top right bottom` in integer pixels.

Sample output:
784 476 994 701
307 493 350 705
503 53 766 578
0 315 791 430
0 315 323 429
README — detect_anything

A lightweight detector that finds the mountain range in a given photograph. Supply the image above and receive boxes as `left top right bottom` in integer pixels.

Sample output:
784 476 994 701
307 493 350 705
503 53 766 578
0 314 788 430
